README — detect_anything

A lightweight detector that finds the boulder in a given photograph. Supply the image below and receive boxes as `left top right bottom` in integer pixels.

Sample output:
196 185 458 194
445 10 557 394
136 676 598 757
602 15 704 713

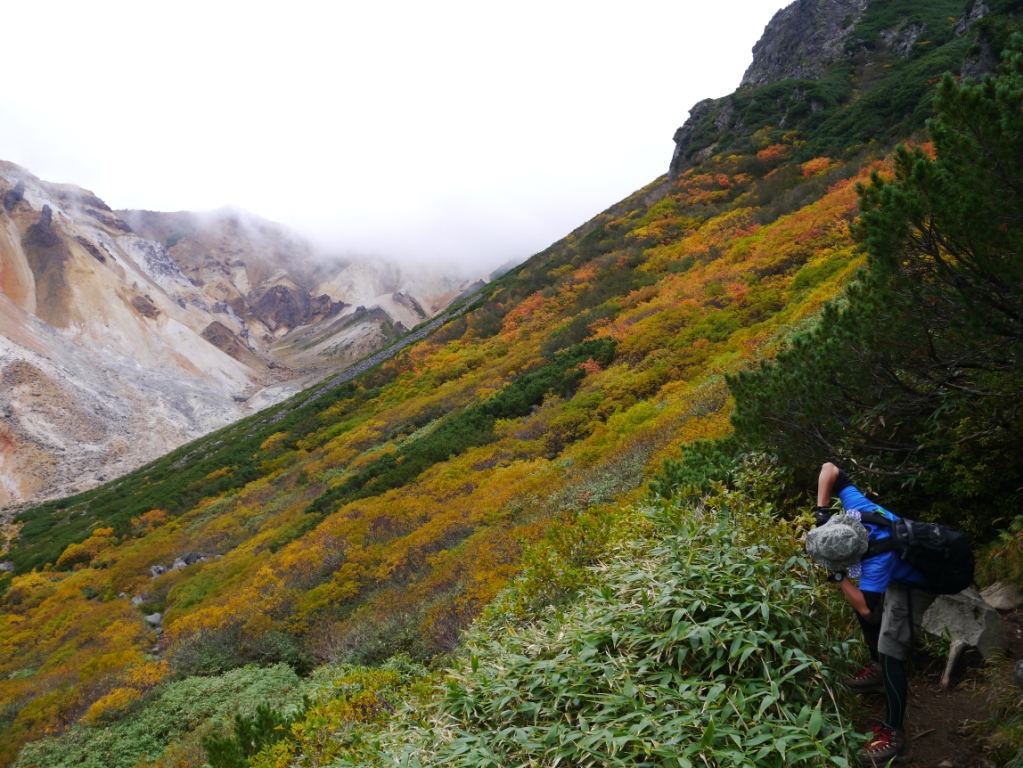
172 558 187 570
981 581 1023 612
922 589 1008 689
149 565 166 578
118 592 127 599
145 612 163 627
131 595 145 606
923 589 1007 658
183 551 202 565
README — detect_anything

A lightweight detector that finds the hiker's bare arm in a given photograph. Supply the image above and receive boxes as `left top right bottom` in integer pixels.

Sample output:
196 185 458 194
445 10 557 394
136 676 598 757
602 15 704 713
817 462 840 506
839 576 872 617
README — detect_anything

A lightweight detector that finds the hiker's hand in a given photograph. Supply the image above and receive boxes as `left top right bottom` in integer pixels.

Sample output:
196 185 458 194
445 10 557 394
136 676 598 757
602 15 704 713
813 506 832 527
860 603 883 625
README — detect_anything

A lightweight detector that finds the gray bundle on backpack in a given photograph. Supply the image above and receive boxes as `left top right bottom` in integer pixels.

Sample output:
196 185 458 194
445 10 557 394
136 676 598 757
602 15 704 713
806 513 868 572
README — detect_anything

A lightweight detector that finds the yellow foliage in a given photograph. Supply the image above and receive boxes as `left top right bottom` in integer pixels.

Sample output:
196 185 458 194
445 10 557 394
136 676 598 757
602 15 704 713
260 431 290 452
55 531 115 570
81 686 141 725
203 466 235 482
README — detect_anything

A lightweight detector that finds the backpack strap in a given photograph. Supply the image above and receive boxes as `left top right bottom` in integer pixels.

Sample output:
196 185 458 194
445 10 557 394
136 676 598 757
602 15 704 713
857 511 903 559
857 511 893 528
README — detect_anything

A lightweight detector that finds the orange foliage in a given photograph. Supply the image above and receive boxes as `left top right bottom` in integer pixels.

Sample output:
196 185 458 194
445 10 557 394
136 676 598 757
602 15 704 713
757 144 788 163
131 509 168 536
801 157 833 176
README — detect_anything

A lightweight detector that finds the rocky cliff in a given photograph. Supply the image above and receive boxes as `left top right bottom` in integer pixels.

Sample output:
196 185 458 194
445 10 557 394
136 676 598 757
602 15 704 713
740 0 868 87
669 0 990 180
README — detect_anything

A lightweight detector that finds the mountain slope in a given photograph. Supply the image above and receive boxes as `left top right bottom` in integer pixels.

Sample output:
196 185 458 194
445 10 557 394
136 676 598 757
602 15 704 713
2 0 1016 764
0 135 870 764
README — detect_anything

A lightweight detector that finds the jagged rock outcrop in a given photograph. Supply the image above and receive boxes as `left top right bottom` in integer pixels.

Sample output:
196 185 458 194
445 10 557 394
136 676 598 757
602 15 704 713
669 101 720 181
741 0 869 88
130 294 160 319
201 320 266 369
669 0 992 181
3 180 25 211
250 283 342 332
958 1 997 80
24 205 61 248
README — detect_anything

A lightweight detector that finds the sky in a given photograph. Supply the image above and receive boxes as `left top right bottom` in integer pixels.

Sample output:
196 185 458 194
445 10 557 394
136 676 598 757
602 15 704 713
0 0 791 275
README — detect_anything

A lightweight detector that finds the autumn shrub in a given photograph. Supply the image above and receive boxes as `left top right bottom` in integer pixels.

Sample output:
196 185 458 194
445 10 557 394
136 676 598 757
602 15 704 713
168 625 249 677
502 506 637 615
11 664 302 768
307 339 616 515
54 528 115 570
352 494 856 767
246 658 429 768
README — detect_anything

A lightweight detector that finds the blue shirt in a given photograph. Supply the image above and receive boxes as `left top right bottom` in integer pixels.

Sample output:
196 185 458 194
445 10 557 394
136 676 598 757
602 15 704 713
838 484 928 592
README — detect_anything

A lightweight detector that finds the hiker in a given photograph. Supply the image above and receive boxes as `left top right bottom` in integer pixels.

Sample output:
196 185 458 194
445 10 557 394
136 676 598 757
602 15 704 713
806 462 936 766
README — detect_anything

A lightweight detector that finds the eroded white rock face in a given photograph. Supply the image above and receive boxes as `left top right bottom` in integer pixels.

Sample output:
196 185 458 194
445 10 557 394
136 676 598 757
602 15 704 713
0 163 488 505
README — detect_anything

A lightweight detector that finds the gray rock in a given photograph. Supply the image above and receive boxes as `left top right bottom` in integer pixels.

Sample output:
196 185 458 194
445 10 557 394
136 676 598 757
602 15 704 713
149 565 166 578
741 0 869 88
118 592 127 599
954 0 989 37
172 557 187 570
145 612 163 627
880 22 925 59
922 589 1008 659
3 180 25 211
24 205 61 248
131 595 145 606
183 551 202 565
980 581 1023 612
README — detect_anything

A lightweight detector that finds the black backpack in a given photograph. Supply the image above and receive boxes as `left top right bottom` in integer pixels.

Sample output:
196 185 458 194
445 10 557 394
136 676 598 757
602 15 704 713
860 511 975 595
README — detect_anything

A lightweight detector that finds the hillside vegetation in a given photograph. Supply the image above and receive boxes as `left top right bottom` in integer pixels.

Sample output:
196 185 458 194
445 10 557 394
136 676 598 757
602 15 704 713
3 2 1023 766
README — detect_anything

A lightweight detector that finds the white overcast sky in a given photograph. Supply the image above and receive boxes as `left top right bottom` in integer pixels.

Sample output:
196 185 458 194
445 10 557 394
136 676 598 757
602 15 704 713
0 0 789 274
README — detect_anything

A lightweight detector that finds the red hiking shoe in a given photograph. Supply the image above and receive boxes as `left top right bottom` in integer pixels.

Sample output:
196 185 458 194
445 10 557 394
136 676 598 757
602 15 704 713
861 725 912 765
843 660 883 693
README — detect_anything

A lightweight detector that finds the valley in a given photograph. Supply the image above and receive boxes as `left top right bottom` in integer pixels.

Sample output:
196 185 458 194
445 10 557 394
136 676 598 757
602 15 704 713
0 176 484 507
2 0 1023 766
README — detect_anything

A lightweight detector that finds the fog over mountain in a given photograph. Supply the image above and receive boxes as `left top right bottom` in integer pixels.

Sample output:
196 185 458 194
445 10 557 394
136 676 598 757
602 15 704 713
0 1 789 271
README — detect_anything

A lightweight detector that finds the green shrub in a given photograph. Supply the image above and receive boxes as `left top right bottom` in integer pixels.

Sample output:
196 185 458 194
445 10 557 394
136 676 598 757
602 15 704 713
649 438 741 501
346 495 856 767
977 515 1023 587
203 702 302 768
12 665 301 768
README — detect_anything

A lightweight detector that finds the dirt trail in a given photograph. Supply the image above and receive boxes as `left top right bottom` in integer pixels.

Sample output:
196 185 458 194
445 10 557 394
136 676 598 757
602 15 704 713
854 609 1023 767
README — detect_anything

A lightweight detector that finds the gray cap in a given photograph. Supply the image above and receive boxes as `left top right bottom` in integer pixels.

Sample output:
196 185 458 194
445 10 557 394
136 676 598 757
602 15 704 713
806 513 868 572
